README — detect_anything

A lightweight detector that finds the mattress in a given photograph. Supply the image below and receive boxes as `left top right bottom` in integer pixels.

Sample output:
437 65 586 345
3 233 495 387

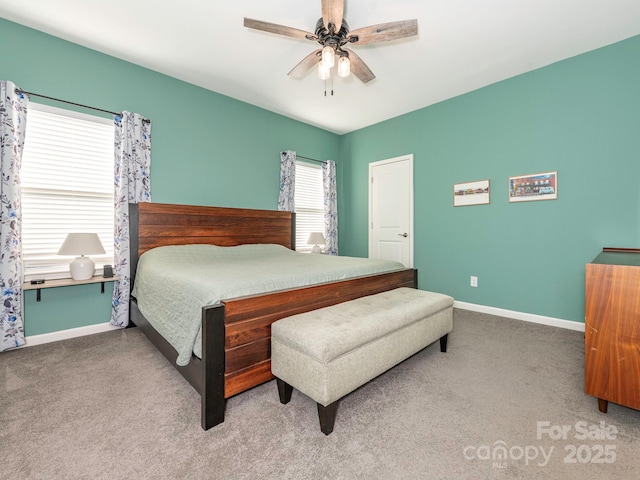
131 243 405 366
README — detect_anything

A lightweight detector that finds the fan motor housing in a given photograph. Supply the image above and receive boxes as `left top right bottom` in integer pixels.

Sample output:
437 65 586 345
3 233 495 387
315 18 351 47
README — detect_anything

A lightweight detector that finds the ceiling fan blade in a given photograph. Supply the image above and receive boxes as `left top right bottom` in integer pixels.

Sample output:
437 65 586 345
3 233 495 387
244 18 315 41
348 19 418 45
288 50 322 79
321 0 344 32
344 48 375 84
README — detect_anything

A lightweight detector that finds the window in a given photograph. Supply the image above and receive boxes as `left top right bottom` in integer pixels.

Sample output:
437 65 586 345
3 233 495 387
294 161 324 253
21 103 115 280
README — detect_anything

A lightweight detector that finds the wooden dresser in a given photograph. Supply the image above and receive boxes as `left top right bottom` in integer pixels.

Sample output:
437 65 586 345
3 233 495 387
585 248 640 413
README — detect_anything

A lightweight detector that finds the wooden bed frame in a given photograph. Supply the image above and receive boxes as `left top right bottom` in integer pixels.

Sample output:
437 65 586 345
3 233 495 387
128 202 417 430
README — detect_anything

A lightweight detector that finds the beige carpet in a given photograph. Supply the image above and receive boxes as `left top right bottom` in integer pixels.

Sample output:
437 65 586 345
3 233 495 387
2 309 639 480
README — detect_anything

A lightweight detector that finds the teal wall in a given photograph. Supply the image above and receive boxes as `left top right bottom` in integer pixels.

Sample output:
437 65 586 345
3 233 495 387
3 16 639 334
0 18 340 335
340 35 640 322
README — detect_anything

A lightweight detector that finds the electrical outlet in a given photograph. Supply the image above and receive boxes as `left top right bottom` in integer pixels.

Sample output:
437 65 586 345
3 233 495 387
470 276 478 287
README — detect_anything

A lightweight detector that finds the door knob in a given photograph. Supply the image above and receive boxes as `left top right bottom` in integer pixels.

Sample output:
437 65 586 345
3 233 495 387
398 233 408 238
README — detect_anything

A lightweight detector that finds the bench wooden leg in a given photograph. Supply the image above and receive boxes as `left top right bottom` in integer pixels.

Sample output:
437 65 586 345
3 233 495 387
317 401 339 435
276 377 293 404
440 334 448 353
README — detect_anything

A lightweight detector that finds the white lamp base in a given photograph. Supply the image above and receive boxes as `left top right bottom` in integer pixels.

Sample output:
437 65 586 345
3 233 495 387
311 244 323 254
69 256 95 281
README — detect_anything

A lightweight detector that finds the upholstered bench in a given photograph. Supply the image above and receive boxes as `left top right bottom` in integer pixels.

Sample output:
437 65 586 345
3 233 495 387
271 287 454 434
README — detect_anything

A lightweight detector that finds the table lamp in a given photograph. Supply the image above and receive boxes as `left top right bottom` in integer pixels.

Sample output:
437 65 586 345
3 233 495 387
307 232 326 254
57 233 106 280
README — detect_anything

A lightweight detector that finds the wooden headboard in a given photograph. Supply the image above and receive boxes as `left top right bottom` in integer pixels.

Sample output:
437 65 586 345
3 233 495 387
129 202 295 286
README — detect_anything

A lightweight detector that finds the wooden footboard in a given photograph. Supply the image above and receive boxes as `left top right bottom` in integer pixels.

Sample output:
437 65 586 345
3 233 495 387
222 268 418 397
195 267 417 429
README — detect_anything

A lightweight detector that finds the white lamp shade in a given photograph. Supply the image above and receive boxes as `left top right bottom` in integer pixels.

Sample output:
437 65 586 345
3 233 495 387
58 233 105 281
58 233 106 256
307 232 326 245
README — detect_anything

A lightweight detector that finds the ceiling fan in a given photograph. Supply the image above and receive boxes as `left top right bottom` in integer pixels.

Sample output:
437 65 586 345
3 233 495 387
244 0 418 84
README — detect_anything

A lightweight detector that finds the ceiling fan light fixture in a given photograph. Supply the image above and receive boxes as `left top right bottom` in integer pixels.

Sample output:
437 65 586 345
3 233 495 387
244 2 418 87
337 55 350 78
318 61 331 80
321 45 335 68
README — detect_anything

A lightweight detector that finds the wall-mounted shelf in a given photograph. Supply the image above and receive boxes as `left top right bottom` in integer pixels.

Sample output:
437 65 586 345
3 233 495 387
23 275 119 302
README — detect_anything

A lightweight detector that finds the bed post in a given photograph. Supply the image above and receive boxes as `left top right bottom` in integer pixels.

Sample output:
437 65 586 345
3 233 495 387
201 304 226 430
290 212 296 250
129 203 140 291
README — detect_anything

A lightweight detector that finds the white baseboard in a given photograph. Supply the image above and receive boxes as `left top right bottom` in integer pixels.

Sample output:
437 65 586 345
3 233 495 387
22 322 122 348
454 301 585 332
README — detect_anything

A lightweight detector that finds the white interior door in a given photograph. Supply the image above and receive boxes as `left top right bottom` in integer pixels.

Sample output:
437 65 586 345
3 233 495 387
368 154 414 267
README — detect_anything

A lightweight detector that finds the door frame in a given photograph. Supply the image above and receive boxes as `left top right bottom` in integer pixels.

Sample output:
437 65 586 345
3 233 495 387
368 154 414 267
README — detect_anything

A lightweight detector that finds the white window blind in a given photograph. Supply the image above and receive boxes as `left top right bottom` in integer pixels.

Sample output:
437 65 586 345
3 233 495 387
294 161 324 253
21 103 115 280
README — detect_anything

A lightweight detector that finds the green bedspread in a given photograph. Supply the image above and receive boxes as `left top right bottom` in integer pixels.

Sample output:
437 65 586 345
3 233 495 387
132 244 405 366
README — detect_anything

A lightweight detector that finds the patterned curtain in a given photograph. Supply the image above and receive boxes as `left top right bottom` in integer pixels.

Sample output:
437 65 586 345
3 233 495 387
322 160 338 256
0 81 28 351
111 111 151 327
278 150 296 212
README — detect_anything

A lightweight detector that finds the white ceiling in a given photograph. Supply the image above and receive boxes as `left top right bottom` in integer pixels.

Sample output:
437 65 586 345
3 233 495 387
1 0 639 134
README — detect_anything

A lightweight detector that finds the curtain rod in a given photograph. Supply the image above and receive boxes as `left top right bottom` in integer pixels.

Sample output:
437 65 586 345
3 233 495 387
15 88 121 117
296 154 337 165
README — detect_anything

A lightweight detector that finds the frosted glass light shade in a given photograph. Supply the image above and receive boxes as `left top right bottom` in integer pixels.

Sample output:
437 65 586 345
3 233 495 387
321 45 335 68
58 233 106 280
337 56 351 78
318 62 331 80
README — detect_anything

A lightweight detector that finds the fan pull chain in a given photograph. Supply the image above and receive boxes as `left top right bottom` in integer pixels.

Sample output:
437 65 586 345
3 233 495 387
323 77 335 97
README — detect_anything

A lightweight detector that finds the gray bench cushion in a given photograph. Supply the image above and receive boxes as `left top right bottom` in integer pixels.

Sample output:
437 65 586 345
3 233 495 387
271 287 453 364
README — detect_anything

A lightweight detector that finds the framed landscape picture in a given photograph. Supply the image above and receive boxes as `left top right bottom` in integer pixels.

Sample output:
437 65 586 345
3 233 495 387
453 179 490 207
508 171 557 202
